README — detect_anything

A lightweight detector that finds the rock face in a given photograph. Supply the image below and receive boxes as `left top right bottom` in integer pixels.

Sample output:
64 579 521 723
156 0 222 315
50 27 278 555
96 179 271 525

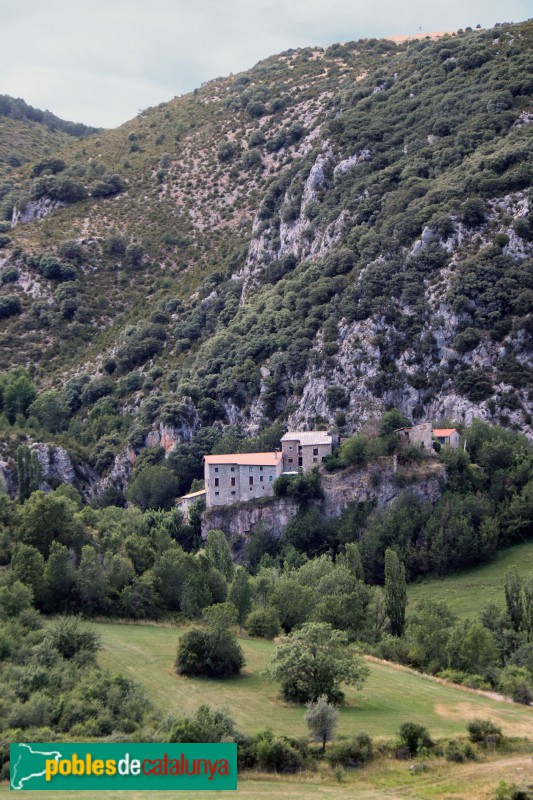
11 198 66 226
30 443 99 499
201 458 445 546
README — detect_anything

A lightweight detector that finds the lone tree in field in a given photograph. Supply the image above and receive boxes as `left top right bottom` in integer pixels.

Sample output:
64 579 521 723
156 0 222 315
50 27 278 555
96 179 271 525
266 621 369 704
305 695 339 752
384 548 407 637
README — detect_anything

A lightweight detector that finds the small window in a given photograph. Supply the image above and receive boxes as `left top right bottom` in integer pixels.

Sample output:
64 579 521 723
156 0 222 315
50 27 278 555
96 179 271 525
288 458 293 463
269 475 273 481
230 467 235 473
260 475 264 482
214 478 219 487
249 476 253 486
313 448 318 456
231 477 236 487
214 467 219 473
260 466 264 472
215 491 219 496
313 458 318 463
231 491 235 495
249 467 253 472
288 445 293 451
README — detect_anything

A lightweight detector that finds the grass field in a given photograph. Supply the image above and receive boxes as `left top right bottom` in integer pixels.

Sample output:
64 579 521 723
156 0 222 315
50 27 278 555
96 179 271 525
87 621 533 740
407 540 533 619
2 752 532 800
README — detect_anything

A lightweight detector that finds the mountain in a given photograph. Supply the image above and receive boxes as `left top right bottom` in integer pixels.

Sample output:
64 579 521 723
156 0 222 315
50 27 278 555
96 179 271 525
0 20 532 496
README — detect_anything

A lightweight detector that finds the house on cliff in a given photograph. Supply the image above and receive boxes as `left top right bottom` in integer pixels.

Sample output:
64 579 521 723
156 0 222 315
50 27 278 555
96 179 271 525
204 452 283 509
280 430 338 472
396 423 460 450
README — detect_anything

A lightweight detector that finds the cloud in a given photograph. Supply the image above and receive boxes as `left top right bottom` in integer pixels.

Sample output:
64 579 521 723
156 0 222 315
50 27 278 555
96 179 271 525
1 0 530 127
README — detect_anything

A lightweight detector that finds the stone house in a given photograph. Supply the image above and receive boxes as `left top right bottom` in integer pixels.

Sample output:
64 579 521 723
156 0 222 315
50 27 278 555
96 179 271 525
395 423 433 449
396 423 461 450
280 431 338 472
176 488 206 520
204 452 283 509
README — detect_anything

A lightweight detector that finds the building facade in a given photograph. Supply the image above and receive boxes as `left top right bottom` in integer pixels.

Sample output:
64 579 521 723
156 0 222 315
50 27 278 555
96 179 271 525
204 452 283 509
432 428 460 449
176 488 206 520
280 431 337 472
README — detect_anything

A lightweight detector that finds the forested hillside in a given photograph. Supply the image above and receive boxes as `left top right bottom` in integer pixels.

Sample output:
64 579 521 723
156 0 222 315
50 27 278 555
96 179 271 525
0 20 532 498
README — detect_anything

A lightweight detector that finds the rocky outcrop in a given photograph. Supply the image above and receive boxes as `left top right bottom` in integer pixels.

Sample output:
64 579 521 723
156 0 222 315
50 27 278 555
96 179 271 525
30 443 99 499
201 458 445 544
11 198 66 226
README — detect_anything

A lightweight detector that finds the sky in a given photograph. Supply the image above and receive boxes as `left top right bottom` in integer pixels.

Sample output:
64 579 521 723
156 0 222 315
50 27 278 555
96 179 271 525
1 0 531 129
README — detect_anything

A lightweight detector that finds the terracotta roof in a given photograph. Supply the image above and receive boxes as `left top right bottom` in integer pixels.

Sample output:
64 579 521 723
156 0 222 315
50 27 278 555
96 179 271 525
432 428 458 437
281 431 333 445
204 452 283 466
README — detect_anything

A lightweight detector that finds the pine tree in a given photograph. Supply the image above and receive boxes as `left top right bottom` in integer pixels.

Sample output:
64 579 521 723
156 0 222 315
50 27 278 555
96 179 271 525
384 548 407 637
505 567 524 633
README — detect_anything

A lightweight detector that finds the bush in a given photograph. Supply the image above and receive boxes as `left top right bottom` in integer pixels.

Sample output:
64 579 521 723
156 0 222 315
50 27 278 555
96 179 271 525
256 737 304 773
245 608 280 639
176 627 245 678
467 718 503 745
0 294 21 319
327 733 373 768
170 705 236 743
444 740 476 763
398 722 433 756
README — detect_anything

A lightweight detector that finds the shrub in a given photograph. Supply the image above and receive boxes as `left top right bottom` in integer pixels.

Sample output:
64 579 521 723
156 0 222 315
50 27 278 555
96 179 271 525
217 141 237 162
245 608 280 639
327 733 373 768
256 737 304 773
0 294 21 319
176 627 245 678
467 718 503 745
398 722 433 756
170 705 236 743
444 740 476 763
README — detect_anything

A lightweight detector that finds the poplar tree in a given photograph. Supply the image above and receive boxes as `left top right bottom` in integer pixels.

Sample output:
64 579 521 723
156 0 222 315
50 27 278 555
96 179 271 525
384 548 407 637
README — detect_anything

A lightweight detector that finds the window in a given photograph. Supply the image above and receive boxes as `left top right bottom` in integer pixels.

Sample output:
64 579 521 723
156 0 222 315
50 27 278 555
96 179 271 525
214 478 219 487
269 475 273 481
214 467 219 473
249 476 253 486
249 467 253 472
288 446 293 451
231 491 235 495
230 467 235 473
313 448 318 456
215 491 219 496
313 458 317 463
260 475 264 482
298 458 303 467
260 466 263 472
231 477 236 487
288 458 293 464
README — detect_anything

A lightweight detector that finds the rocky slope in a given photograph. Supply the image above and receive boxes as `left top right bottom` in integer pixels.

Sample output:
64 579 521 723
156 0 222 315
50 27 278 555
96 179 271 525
0 20 532 496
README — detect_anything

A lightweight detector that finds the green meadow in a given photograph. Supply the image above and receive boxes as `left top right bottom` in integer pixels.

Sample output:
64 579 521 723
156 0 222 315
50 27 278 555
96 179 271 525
407 540 533 619
87 621 533 740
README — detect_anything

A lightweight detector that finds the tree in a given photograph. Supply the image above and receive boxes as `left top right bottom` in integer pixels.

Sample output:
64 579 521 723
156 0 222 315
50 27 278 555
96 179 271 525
205 529 234 581
76 545 109 614
344 542 365 582
44 541 76 612
170 705 236 743
16 446 42 502
228 566 252 632
446 620 498 676
384 549 407 637
407 599 456 672
4 374 36 423
505 568 524 632
305 695 339 752
176 627 245 678
10 542 46 606
127 465 179 511
27 391 68 433
202 602 237 630
266 622 370 704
